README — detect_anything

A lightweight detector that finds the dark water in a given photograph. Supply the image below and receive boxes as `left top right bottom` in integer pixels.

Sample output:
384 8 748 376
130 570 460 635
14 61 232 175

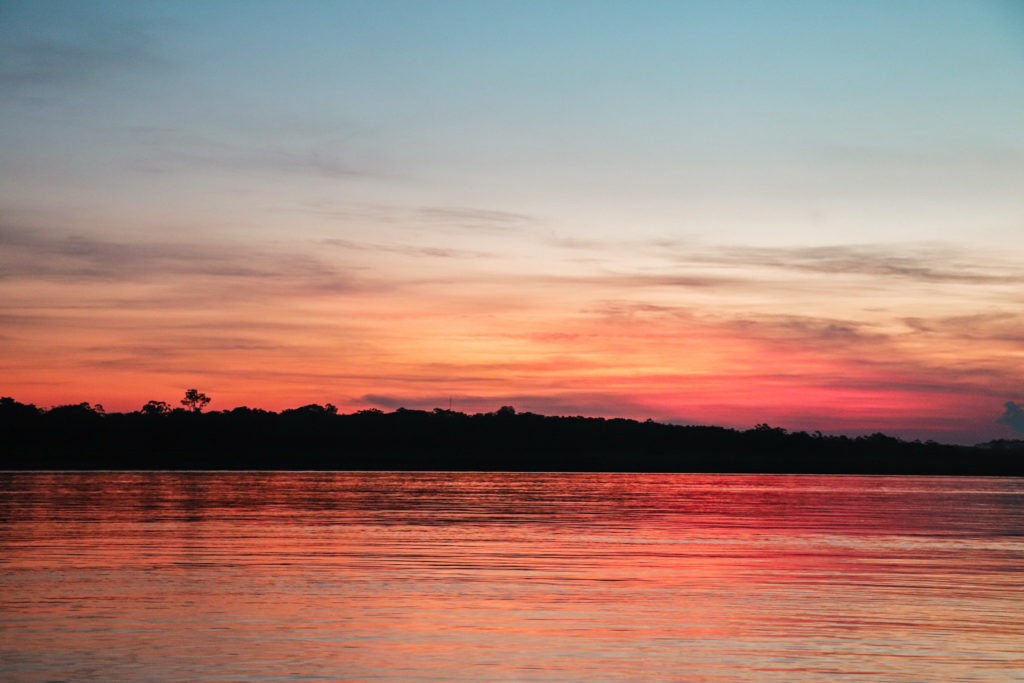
1 472 1022 682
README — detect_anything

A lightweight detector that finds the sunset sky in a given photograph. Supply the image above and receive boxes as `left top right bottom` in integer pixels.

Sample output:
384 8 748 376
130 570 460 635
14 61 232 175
2 0 1023 443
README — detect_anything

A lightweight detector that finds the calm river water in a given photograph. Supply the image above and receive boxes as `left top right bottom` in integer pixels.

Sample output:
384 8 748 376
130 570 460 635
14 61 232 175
1 472 1022 682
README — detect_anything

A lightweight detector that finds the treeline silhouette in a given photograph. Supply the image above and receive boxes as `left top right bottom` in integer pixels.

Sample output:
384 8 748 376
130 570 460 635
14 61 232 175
2 396 1022 474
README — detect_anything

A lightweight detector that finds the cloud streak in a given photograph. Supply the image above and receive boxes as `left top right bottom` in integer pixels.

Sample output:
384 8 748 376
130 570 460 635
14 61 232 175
0 3 168 97
321 238 492 260
703 244 1023 285
1 33 163 90
411 207 537 235
127 127 377 180
552 237 1023 286
0 223 366 297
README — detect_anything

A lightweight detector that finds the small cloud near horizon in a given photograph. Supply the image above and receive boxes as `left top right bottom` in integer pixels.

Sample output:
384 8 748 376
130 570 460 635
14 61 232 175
996 401 1024 433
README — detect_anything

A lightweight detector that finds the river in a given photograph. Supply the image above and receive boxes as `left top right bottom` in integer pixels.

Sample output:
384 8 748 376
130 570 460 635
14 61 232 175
1 472 1022 681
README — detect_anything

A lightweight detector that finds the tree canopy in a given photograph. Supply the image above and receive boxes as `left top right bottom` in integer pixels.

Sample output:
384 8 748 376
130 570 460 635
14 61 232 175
181 389 211 413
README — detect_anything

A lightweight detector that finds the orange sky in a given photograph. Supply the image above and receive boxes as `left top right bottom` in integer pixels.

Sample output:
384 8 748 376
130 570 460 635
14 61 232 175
3 229 1021 443
2 2 1023 443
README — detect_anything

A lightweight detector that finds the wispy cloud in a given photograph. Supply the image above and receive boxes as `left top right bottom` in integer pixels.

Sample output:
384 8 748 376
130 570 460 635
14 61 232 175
168 146 363 179
0 223 368 298
903 312 1024 343
533 272 740 291
127 127 375 180
550 237 1022 286
0 11 166 93
699 244 1022 285
723 313 881 345
321 238 491 259
417 206 536 233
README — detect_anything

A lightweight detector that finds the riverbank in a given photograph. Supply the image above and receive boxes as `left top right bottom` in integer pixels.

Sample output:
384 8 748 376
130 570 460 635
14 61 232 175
3 399 1021 475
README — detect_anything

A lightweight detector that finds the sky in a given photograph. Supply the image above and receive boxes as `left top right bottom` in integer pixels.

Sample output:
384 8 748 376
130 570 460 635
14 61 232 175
2 0 1023 443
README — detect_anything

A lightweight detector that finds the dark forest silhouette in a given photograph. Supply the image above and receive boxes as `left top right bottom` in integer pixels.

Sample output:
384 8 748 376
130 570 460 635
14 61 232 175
1 395 1022 474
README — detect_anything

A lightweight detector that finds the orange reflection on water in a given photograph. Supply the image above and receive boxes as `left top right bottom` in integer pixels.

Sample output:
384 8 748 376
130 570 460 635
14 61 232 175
1 472 1022 682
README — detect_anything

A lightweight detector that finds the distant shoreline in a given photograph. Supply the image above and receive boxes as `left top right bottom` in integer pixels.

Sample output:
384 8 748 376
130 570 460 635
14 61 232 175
2 470 1021 478
3 398 1022 476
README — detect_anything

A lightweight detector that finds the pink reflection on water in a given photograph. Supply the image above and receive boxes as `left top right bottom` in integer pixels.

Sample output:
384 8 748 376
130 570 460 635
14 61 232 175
1 472 1022 682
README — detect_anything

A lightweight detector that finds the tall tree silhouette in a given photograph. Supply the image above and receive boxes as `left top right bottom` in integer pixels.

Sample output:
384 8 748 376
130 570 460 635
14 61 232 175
181 389 211 413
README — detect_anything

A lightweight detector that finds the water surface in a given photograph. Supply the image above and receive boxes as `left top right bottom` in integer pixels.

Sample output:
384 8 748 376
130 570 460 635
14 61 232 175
1 472 1022 681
